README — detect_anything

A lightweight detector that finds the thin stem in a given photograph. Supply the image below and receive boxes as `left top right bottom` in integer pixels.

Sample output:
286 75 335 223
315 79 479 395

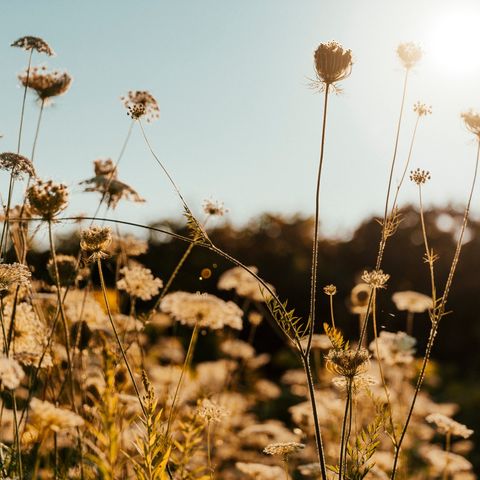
91 120 134 223
301 355 328 480
282 459 289 480
338 379 352 480
207 421 213 479
17 50 33 154
97 258 145 416
166 322 199 436
372 291 397 446
31 99 45 162
378 69 409 268
391 139 480 479
307 83 330 355
329 294 335 329
406 311 414 336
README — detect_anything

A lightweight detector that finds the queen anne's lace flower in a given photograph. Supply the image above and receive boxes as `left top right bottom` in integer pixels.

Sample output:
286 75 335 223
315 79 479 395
19 67 72 101
392 290 432 313
80 226 112 262
0 152 35 179
161 291 243 330
11 36 54 55
197 398 228 423
426 413 474 438
369 331 416 366
0 356 24 389
29 398 84 432
397 42 422 69
263 441 305 458
0 263 31 294
218 266 275 302
117 264 163 301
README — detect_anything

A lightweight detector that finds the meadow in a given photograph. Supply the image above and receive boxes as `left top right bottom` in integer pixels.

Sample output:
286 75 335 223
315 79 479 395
0 35 477 479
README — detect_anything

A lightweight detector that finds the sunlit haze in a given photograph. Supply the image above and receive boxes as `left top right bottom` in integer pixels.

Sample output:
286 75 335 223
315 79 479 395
2 0 480 238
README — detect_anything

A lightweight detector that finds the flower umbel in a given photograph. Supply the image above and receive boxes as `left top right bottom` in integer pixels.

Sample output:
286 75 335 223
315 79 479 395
80 226 112 262
325 348 370 379
27 179 69 219
0 152 35 179
323 284 337 296
121 90 160 122
413 101 432 117
361 269 390 289
263 441 305 459
397 42 422 69
410 168 431 185
116 264 163 301
19 66 72 102
461 109 480 137
11 36 55 56
313 41 353 90
0 263 31 294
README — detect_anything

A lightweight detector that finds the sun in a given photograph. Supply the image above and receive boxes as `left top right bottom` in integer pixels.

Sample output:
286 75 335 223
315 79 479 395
426 8 480 75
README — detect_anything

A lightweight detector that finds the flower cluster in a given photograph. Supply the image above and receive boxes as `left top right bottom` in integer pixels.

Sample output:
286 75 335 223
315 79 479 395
80 226 112 262
160 291 243 330
19 66 72 102
0 152 35 179
27 179 69 219
117 264 163 300
218 266 275 302
121 90 160 122
11 36 54 56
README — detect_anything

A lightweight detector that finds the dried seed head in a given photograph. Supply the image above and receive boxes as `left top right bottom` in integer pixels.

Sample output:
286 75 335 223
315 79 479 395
80 226 112 263
121 90 160 122
410 168 431 185
196 398 229 423
0 152 35 179
397 42 422 69
81 158 145 209
27 179 69 219
361 269 390 289
323 284 337 296
0 263 31 293
47 254 77 287
461 109 480 137
18 66 72 102
414 101 432 117
314 41 353 87
202 198 227 217
326 348 370 378
11 36 55 56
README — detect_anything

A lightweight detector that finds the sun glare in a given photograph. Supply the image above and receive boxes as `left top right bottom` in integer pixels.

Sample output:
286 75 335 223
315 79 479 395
426 8 480 75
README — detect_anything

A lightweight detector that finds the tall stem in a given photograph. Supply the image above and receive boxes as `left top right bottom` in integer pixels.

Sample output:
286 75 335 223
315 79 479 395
97 258 145 416
301 355 328 480
390 139 480 479
307 83 330 354
31 99 45 162
338 380 352 480
166 322 199 435
17 50 33 154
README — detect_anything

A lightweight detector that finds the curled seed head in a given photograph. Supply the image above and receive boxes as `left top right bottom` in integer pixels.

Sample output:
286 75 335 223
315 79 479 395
80 226 112 263
326 348 370 378
323 284 337 296
314 41 353 87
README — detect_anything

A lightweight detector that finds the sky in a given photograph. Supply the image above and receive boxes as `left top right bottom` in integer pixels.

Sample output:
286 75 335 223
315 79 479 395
2 0 480 238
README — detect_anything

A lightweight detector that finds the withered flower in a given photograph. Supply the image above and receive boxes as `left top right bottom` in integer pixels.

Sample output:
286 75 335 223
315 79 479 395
18 66 72 102
461 110 480 137
11 36 54 56
313 41 353 89
80 158 145 209
27 179 69 220
0 152 35 179
121 90 160 122
397 42 422 70
80 226 112 262
410 168 431 185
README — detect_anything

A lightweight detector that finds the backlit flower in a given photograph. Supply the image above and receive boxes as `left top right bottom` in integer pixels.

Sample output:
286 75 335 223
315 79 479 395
392 290 432 313
218 266 275 302
314 41 353 87
27 179 69 219
397 42 422 69
11 36 54 56
116 264 163 300
121 90 160 122
19 66 72 102
461 109 480 137
0 152 35 179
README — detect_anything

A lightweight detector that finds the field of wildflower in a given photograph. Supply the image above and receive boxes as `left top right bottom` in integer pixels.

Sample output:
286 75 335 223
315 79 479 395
0 32 478 480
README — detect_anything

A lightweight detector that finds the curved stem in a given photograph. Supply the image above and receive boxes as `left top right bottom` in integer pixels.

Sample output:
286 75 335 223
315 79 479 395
307 83 330 354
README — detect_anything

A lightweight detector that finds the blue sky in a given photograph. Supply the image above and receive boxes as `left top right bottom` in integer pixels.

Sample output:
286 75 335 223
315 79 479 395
2 0 480 238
